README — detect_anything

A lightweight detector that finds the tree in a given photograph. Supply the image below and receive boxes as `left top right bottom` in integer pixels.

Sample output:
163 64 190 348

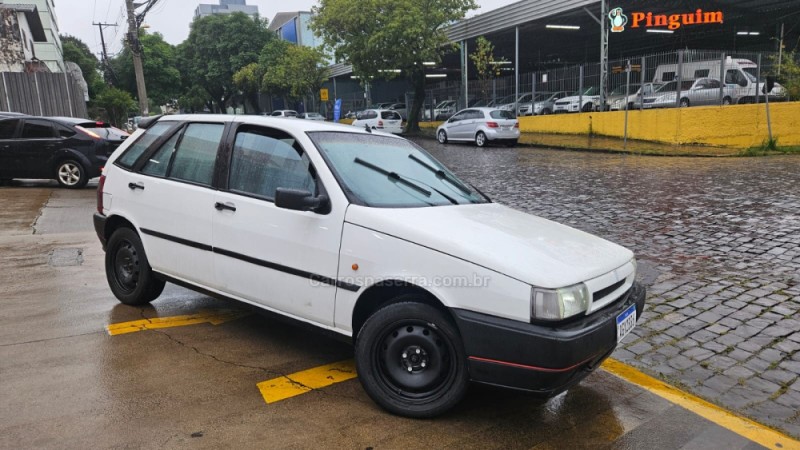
96 88 136 127
770 50 800 101
469 36 505 103
61 35 104 100
311 0 476 131
111 31 181 108
262 44 329 110
178 13 271 112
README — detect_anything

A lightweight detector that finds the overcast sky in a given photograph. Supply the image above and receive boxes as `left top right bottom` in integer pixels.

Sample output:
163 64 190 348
57 0 520 58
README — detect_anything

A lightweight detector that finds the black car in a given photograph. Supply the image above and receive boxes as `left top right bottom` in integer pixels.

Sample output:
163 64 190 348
0 116 128 188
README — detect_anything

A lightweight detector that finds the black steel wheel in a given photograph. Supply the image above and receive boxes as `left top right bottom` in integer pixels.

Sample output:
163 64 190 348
105 227 165 305
355 299 469 418
437 129 448 144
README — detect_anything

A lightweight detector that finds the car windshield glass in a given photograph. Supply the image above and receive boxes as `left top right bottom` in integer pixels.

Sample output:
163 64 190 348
309 131 486 207
610 86 636 95
742 68 758 82
496 94 516 105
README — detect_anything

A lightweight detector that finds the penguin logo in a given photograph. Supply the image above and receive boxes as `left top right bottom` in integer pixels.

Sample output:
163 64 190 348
609 7 628 32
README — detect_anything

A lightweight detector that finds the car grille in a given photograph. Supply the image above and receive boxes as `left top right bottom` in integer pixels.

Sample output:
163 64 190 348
593 279 625 303
555 101 570 106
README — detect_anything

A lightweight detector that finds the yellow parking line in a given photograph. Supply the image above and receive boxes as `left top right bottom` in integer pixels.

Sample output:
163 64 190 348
602 358 800 450
106 310 249 336
257 360 357 404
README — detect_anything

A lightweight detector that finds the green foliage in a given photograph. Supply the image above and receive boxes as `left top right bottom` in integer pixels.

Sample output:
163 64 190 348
178 13 271 111
60 35 104 99
178 85 210 113
96 88 136 127
311 0 476 130
263 45 329 99
469 36 505 103
111 31 181 107
769 50 800 100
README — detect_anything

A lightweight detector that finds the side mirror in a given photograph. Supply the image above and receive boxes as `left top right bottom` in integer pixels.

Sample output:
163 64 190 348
739 78 749 88
275 188 329 213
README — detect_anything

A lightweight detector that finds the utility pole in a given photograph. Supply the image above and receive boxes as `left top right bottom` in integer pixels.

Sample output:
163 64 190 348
125 0 149 116
599 0 609 111
93 22 117 85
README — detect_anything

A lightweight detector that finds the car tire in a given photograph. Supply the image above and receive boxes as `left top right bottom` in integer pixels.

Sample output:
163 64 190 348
105 227 165 306
355 299 469 418
475 131 487 148
55 159 88 189
680 98 690 108
722 96 732 106
437 130 448 144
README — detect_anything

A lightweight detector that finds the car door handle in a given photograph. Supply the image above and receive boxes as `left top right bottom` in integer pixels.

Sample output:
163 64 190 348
128 182 144 191
214 202 236 212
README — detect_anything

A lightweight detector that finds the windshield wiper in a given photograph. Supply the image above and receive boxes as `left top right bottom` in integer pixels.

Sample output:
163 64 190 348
407 154 471 194
354 158 431 197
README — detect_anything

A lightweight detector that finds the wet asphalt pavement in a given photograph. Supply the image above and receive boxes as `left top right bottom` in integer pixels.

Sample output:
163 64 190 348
0 141 797 449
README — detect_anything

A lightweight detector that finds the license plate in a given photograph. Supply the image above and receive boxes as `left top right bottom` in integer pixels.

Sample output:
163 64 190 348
616 304 637 342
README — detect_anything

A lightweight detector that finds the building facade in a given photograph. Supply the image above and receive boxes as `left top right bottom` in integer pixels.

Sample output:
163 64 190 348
0 3 47 72
195 0 258 19
0 0 63 72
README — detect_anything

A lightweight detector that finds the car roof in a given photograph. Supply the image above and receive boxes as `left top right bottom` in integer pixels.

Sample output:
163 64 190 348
154 114 404 137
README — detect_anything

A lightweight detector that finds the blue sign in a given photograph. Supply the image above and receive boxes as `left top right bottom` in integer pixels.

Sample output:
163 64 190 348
333 98 342 123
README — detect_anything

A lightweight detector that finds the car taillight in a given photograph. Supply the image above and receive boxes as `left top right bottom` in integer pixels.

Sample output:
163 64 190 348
514 122 519 128
378 120 384 127
97 174 105 214
76 125 102 140
486 122 499 128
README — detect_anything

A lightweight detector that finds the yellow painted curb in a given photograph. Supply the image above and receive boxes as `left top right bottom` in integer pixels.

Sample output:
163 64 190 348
602 358 800 449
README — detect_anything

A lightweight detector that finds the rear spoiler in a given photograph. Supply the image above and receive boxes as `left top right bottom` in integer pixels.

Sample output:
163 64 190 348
137 115 164 130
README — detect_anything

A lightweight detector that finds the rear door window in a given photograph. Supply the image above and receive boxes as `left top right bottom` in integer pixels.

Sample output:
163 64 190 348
141 130 182 177
116 122 175 169
168 123 224 186
0 119 19 139
21 119 55 139
381 111 401 120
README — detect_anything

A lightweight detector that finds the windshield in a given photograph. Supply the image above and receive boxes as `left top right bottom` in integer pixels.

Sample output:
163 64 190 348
610 85 638 95
742 68 758 82
309 132 487 208
569 87 598 96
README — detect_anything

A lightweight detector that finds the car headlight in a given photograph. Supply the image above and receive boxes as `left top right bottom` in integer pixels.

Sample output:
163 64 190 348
531 283 590 321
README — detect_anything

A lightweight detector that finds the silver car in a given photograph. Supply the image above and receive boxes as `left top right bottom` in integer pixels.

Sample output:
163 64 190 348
610 83 664 111
436 107 519 147
643 78 737 109
518 91 569 116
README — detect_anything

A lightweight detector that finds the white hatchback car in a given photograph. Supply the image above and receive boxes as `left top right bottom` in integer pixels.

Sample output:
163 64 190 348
436 107 520 147
94 115 645 418
351 109 403 134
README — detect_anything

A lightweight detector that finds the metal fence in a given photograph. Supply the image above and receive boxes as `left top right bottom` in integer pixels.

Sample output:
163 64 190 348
418 48 789 118
0 71 88 118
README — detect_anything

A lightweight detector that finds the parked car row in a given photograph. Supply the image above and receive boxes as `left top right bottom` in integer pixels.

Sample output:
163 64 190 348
0 114 128 188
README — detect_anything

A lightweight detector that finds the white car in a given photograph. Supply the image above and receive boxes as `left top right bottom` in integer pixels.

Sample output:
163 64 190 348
299 112 325 121
351 109 403 134
436 107 520 147
94 114 645 418
270 110 298 118
553 87 600 113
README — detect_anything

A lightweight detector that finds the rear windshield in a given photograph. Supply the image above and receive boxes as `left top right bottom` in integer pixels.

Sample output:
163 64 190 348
381 111 401 120
489 110 515 119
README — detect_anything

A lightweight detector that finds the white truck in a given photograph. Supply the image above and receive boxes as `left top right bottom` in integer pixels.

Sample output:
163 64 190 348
652 57 784 104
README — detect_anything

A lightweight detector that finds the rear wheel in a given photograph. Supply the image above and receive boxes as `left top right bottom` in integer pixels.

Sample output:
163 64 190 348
55 160 88 188
475 131 487 148
355 300 469 418
542 108 552 115
680 98 690 108
722 96 732 106
437 130 448 144
105 227 165 305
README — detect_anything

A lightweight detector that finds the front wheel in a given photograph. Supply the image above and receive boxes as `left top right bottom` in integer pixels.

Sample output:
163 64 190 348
355 300 469 418
55 160 88 188
722 96 732 106
475 131 487 148
105 227 165 305
680 98 690 108
437 130 448 144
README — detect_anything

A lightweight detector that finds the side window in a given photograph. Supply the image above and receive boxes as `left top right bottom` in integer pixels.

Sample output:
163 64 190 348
169 123 224 186
0 119 19 139
56 125 76 138
141 130 181 177
21 120 54 138
707 79 720 89
661 72 676 82
694 69 710 78
117 122 174 168
229 127 316 200
725 69 743 85
449 112 465 122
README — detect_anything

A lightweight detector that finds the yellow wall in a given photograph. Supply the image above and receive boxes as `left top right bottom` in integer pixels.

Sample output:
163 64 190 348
422 102 800 148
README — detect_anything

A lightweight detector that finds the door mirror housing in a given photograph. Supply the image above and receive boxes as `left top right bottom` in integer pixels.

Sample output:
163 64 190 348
275 188 329 213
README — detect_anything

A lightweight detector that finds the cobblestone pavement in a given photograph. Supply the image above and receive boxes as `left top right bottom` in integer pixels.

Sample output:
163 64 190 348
415 138 800 438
